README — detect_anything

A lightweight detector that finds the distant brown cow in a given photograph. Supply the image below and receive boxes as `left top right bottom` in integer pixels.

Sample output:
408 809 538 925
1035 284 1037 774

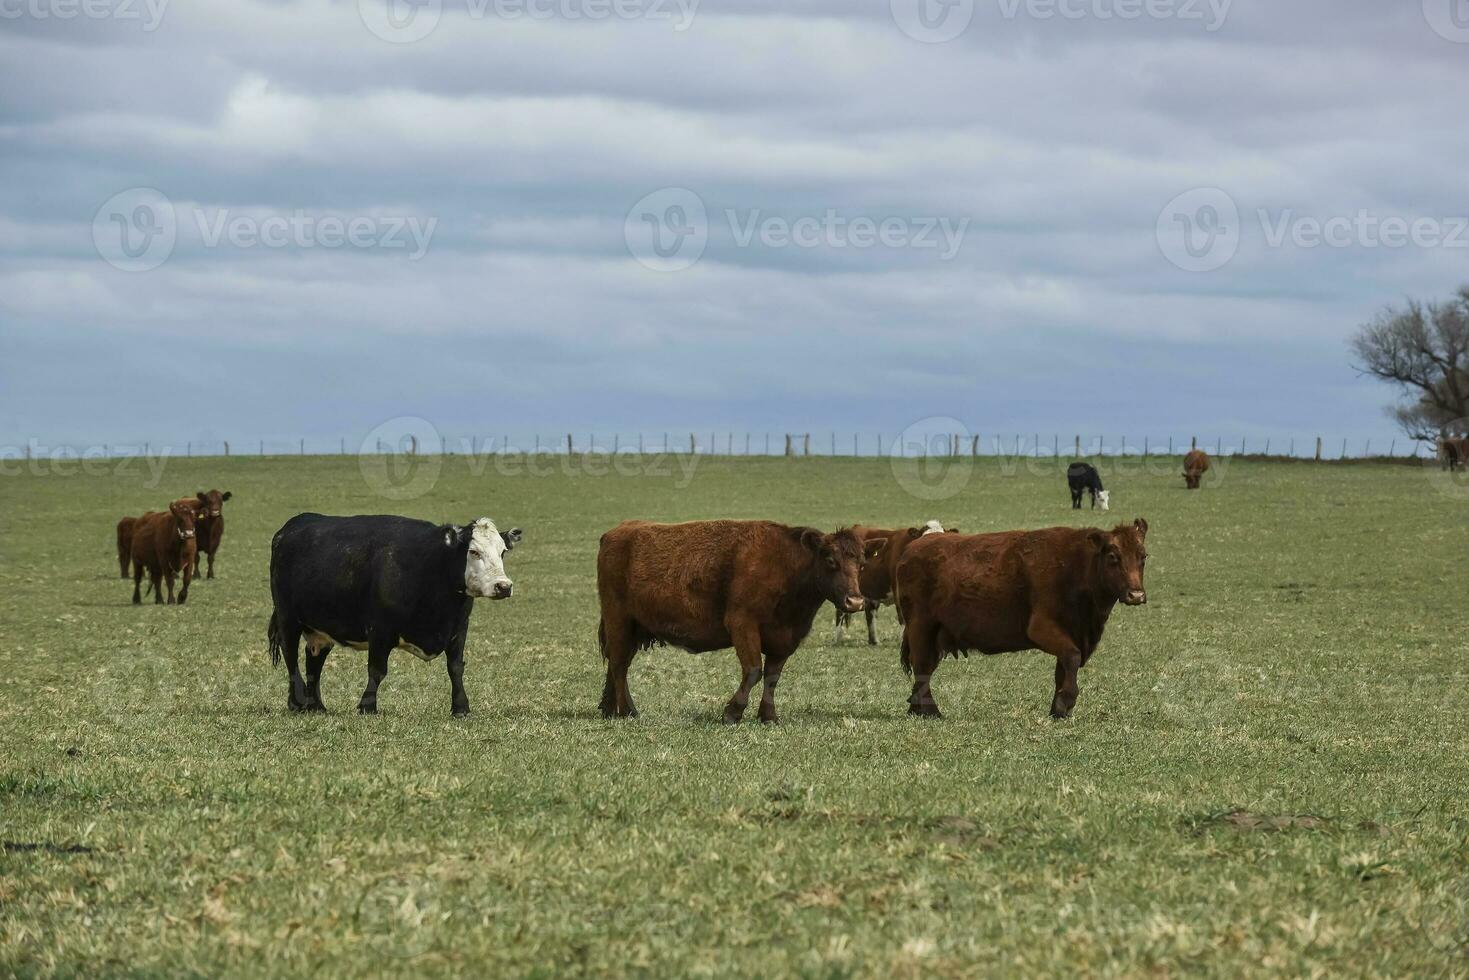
896 518 1150 719
1183 449 1210 489
835 520 955 645
116 517 137 578
596 519 881 723
1440 437 1469 471
191 489 232 580
130 498 202 605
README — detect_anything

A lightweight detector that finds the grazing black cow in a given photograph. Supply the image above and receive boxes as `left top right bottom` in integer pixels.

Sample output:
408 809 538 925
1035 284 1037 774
1066 462 1109 510
267 514 521 717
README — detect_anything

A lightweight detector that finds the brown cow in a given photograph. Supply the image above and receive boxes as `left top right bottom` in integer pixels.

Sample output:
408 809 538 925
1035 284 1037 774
596 519 881 723
130 498 202 606
1440 436 1469 471
1183 449 1210 489
191 489 232 580
116 516 136 578
835 520 955 645
895 518 1150 719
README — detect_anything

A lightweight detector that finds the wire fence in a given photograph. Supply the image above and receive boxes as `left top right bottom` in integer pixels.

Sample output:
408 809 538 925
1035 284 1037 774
1 432 1436 462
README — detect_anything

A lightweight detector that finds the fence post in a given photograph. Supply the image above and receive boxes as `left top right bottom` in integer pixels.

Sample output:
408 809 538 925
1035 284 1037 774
300 438 305 455
1341 438 1348 459
785 434 792 457
1241 436 1246 455
1191 435 1197 450
1216 436 1221 455
1365 439 1371 457
746 434 751 456
224 441 230 457
187 441 191 457
972 435 979 457
690 433 696 455
260 440 263 456
804 434 811 456
1315 437 1322 461
1389 439 1395 457
1144 436 1149 456
1264 438 1270 456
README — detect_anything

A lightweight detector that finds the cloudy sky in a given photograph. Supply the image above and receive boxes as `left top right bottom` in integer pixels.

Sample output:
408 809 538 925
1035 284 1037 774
2 0 1467 454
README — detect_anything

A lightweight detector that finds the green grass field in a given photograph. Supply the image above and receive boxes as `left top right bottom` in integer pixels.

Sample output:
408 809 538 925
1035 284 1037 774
1 452 1466 977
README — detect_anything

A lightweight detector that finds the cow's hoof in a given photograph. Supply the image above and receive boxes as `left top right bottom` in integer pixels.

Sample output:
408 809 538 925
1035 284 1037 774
357 703 377 715
452 707 469 719
288 700 307 713
907 704 943 719
1049 709 1073 721
132 598 141 606
305 703 326 714
758 713 779 725
722 709 744 725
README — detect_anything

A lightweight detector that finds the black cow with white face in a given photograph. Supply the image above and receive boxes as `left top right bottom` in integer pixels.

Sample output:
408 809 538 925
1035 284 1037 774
267 514 522 717
1066 462 1109 511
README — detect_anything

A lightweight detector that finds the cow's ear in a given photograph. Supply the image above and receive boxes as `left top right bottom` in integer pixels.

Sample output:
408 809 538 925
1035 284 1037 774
947 526 960 534
222 491 232 501
1133 517 1149 538
442 525 463 548
864 538 887 559
798 528 823 554
501 528 522 551
908 527 923 539
197 491 207 504
1087 530 1110 553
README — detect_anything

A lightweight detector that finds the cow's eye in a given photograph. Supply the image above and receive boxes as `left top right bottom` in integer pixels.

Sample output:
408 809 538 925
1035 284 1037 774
469 550 482 559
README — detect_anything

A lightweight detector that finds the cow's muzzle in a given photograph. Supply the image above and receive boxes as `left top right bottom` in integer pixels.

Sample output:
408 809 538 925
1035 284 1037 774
841 594 865 613
1123 590 1147 606
490 580 513 600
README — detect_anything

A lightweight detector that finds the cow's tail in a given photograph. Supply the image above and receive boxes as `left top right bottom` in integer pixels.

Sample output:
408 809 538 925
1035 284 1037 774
267 611 283 668
900 632 912 676
597 617 607 661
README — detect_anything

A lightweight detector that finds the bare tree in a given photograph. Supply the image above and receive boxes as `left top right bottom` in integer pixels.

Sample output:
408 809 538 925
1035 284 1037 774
1351 286 1469 441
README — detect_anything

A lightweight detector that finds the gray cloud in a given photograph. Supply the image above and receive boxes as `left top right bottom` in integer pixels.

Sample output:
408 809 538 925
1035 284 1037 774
1 0 1466 450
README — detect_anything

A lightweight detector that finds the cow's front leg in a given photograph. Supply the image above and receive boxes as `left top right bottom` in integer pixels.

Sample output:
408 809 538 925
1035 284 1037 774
164 570 176 605
206 549 216 580
723 620 763 725
865 604 879 646
1028 614 1083 719
757 651 790 724
445 636 469 718
357 639 392 714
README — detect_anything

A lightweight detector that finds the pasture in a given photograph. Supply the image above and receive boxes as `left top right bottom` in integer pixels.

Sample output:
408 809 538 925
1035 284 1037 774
1 453 1465 977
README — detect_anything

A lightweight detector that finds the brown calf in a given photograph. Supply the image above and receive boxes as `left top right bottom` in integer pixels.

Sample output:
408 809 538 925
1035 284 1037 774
130 498 202 605
835 521 955 645
896 518 1150 719
1440 437 1469 471
596 519 880 723
1183 449 1210 489
191 489 232 580
116 517 137 578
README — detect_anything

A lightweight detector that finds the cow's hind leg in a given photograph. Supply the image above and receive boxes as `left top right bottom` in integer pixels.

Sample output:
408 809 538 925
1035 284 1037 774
277 624 309 712
905 617 943 718
304 638 331 713
132 560 144 605
150 568 165 605
357 636 392 714
599 618 639 719
723 619 763 725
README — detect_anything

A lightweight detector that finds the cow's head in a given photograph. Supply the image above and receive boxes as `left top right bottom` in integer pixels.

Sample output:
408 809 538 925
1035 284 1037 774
168 498 200 539
446 517 521 599
1089 517 1148 606
1096 489 1110 511
196 489 232 518
1182 471 1200 490
920 519 945 535
799 527 879 613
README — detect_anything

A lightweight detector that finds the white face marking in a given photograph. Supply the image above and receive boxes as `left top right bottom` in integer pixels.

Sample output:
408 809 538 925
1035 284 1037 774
464 517 513 599
1097 490 1110 511
921 520 944 535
